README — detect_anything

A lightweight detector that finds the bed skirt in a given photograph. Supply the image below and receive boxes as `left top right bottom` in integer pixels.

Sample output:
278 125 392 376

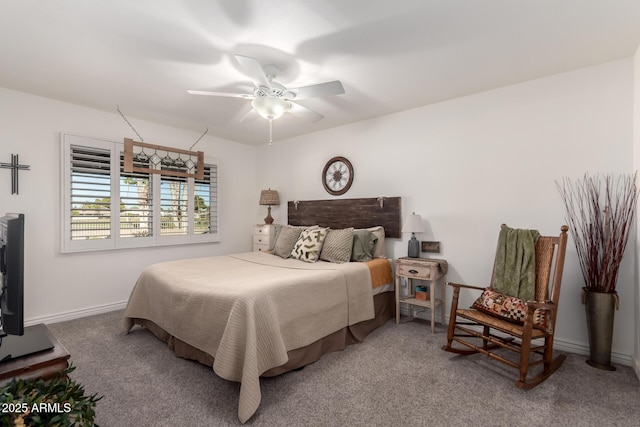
128 290 395 377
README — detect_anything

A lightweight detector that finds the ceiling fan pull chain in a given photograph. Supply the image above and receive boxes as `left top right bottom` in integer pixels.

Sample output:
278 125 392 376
269 119 273 146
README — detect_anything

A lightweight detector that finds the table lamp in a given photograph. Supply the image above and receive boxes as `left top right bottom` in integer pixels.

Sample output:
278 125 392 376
402 212 425 258
259 189 279 225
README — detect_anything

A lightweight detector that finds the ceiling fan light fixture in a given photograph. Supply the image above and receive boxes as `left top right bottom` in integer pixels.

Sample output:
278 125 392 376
251 96 290 120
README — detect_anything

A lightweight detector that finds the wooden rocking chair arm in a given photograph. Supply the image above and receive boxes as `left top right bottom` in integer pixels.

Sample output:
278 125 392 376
526 301 555 311
446 282 486 291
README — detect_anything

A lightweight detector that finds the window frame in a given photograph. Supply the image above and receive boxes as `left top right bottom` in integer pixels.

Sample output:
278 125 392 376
61 133 220 253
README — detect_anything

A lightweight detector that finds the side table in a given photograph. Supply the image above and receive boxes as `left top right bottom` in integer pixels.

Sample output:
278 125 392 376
395 257 447 333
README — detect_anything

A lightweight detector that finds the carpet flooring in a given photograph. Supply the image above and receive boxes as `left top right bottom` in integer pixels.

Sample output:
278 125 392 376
47 310 640 426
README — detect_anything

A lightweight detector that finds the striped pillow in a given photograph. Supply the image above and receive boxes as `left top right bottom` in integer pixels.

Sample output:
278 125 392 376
272 226 304 258
320 228 354 263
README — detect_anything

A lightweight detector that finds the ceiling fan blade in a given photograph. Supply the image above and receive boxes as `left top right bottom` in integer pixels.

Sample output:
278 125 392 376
288 102 324 123
237 105 258 123
234 54 272 89
285 80 344 100
187 89 254 99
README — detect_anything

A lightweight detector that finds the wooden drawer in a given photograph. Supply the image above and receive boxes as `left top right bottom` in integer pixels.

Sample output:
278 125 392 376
253 234 272 245
253 243 270 252
396 262 431 279
253 224 272 235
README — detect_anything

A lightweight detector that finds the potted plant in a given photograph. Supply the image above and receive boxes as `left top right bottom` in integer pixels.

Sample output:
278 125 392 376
0 365 101 426
556 172 639 370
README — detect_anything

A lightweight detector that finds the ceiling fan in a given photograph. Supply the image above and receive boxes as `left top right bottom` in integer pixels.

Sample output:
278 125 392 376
188 54 345 123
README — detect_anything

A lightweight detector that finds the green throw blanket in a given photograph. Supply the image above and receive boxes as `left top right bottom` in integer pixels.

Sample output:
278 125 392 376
491 226 540 301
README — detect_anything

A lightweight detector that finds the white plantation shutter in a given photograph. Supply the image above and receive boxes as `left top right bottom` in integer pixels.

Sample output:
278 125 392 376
61 134 220 252
160 175 188 236
69 145 112 241
194 164 218 235
119 153 153 239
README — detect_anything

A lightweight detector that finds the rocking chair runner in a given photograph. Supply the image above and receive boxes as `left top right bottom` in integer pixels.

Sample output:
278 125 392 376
442 224 569 389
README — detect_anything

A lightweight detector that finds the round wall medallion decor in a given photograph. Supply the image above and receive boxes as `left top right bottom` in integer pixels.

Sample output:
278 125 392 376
322 156 354 195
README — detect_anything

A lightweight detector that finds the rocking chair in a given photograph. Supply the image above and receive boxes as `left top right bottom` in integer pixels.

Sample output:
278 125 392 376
442 224 569 389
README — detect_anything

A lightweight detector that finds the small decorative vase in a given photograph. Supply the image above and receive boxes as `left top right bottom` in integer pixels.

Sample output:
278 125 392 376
582 288 619 371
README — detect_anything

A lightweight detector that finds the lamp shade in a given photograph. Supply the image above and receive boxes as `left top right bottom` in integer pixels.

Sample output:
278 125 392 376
251 97 291 120
402 212 425 234
259 189 280 206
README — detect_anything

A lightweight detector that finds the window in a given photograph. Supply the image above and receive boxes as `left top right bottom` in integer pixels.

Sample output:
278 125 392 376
160 175 188 237
120 152 153 239
195 165 218 235
68 144 112 242
61 134 219 253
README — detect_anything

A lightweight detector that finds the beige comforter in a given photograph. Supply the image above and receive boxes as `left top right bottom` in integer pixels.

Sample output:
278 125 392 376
123 251 375 423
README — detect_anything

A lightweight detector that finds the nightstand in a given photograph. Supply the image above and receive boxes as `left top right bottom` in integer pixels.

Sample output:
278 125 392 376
395 257 448 333
252 224 275 252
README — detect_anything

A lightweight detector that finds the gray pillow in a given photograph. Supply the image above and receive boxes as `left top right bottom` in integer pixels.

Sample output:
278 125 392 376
272 226 304 258
320 228 354 263
368 226 386 258
351 230 378 262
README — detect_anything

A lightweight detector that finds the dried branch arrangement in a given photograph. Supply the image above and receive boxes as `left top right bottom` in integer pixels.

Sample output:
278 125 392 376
556 173 639 293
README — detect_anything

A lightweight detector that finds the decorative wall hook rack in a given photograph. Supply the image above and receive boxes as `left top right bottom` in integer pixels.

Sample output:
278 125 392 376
124 138 204 179
0 154 30 194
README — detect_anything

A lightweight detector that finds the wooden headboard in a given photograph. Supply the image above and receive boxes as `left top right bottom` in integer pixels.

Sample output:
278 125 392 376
287 197 402 238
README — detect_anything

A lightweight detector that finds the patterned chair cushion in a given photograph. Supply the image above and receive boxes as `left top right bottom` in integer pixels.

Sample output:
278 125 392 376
472 288 552 333
291 227 329 263
320 228 354 263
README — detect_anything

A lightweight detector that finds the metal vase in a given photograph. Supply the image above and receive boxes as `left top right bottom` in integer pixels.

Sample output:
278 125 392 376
582 288 618 371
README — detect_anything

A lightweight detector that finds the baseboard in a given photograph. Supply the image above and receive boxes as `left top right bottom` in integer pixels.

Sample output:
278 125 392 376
402 306 634 367
552 338 633 367
633 354 640 380
25 301 128 326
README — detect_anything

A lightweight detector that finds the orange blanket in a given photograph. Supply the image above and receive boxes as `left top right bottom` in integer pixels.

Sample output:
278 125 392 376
366 258 393 288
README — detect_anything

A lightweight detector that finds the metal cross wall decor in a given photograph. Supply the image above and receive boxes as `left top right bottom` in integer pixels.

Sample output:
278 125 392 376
0 154 30 194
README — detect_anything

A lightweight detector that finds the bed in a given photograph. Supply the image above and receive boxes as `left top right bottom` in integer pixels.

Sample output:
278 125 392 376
123 197 401 423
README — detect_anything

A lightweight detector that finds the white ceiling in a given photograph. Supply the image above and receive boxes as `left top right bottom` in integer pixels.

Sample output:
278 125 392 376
2 0 640 145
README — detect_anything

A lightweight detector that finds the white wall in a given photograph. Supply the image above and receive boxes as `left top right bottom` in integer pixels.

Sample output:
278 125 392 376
633 46 640 378
1 57 636 365
0 87 256 323
257 58 636 364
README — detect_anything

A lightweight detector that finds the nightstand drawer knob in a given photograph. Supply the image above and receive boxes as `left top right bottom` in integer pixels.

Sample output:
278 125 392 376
408 269 419 274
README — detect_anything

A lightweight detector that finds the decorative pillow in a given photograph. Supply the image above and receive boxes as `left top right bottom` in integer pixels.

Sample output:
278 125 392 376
320 228 354 263
367 226 386 258
272 226 304 258
272 224 283 245
291 227 329 263
351 230 378 262
472 288 552 333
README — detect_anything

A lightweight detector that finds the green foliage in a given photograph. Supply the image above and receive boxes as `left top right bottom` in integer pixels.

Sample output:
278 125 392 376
0 366 101 427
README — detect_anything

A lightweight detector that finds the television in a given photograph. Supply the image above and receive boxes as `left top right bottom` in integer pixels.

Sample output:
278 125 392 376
0 213 54 363
0 213 24 337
